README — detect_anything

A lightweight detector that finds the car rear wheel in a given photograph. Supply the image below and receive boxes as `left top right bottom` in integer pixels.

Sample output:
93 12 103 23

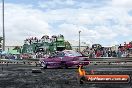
41 62 47 69
64 64 68 69
61 62 68 69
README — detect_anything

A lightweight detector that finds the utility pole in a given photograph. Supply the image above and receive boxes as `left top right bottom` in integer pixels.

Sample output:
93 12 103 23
2 0 5 51
79 31 81 52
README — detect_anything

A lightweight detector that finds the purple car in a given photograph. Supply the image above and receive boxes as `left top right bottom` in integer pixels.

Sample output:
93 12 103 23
39 50 89 68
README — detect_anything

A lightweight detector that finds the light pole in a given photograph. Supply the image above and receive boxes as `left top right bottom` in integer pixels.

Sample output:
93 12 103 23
79 31 81 52
2 0 5 51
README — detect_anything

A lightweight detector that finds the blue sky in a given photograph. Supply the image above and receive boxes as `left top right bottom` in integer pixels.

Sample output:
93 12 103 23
0 0 132 46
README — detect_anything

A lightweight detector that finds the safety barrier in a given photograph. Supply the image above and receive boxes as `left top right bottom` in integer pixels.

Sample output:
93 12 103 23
0 61 40 67
0 58 132 66
89 60 132 66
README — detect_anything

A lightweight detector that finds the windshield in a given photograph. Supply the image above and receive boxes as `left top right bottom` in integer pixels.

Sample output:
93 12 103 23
64 50 82 57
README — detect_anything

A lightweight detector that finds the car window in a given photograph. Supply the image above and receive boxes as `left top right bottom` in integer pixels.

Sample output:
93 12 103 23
56 52 65 57
49 53 57 58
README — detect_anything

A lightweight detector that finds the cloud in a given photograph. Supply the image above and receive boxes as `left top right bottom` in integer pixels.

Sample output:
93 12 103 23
112 0 132 8
0 3 52 46
113 26 132 36
38 0 110 10
58 23 117 42
1 0 132 47
38 0 77 9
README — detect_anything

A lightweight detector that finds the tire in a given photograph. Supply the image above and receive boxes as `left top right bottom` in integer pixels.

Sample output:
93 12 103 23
61 62 68 69
79 76 86 84
80 79 84 84
41 62 47 69
32 69 42 73
64 64 68 69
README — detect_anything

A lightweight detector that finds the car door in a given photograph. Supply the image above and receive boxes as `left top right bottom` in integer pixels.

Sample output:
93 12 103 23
51 52 65 66
62 52 79 67
45 55 61 66
55 52 65 61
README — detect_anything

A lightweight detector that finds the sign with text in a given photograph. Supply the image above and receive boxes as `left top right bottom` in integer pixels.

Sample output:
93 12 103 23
83 75 130 83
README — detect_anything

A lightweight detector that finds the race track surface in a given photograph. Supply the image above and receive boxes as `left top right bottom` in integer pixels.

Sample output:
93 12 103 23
0 64 132 88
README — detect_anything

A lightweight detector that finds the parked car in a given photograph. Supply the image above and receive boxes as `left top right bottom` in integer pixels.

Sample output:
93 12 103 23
39 50 89 68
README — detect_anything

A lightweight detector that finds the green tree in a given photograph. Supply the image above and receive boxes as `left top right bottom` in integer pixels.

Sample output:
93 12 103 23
0 37 3 43
0 37 3 49
13 46 21 53
65 41 72 50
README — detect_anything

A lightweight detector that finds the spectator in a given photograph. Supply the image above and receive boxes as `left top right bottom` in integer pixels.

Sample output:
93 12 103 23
117 49 122 58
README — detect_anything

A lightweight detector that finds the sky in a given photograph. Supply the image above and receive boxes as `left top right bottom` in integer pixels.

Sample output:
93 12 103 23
0 0 132 46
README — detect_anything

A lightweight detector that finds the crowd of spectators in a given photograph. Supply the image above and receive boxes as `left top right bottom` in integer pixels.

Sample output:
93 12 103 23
1 42 132 59
0 54 20 59
81 45 131 58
